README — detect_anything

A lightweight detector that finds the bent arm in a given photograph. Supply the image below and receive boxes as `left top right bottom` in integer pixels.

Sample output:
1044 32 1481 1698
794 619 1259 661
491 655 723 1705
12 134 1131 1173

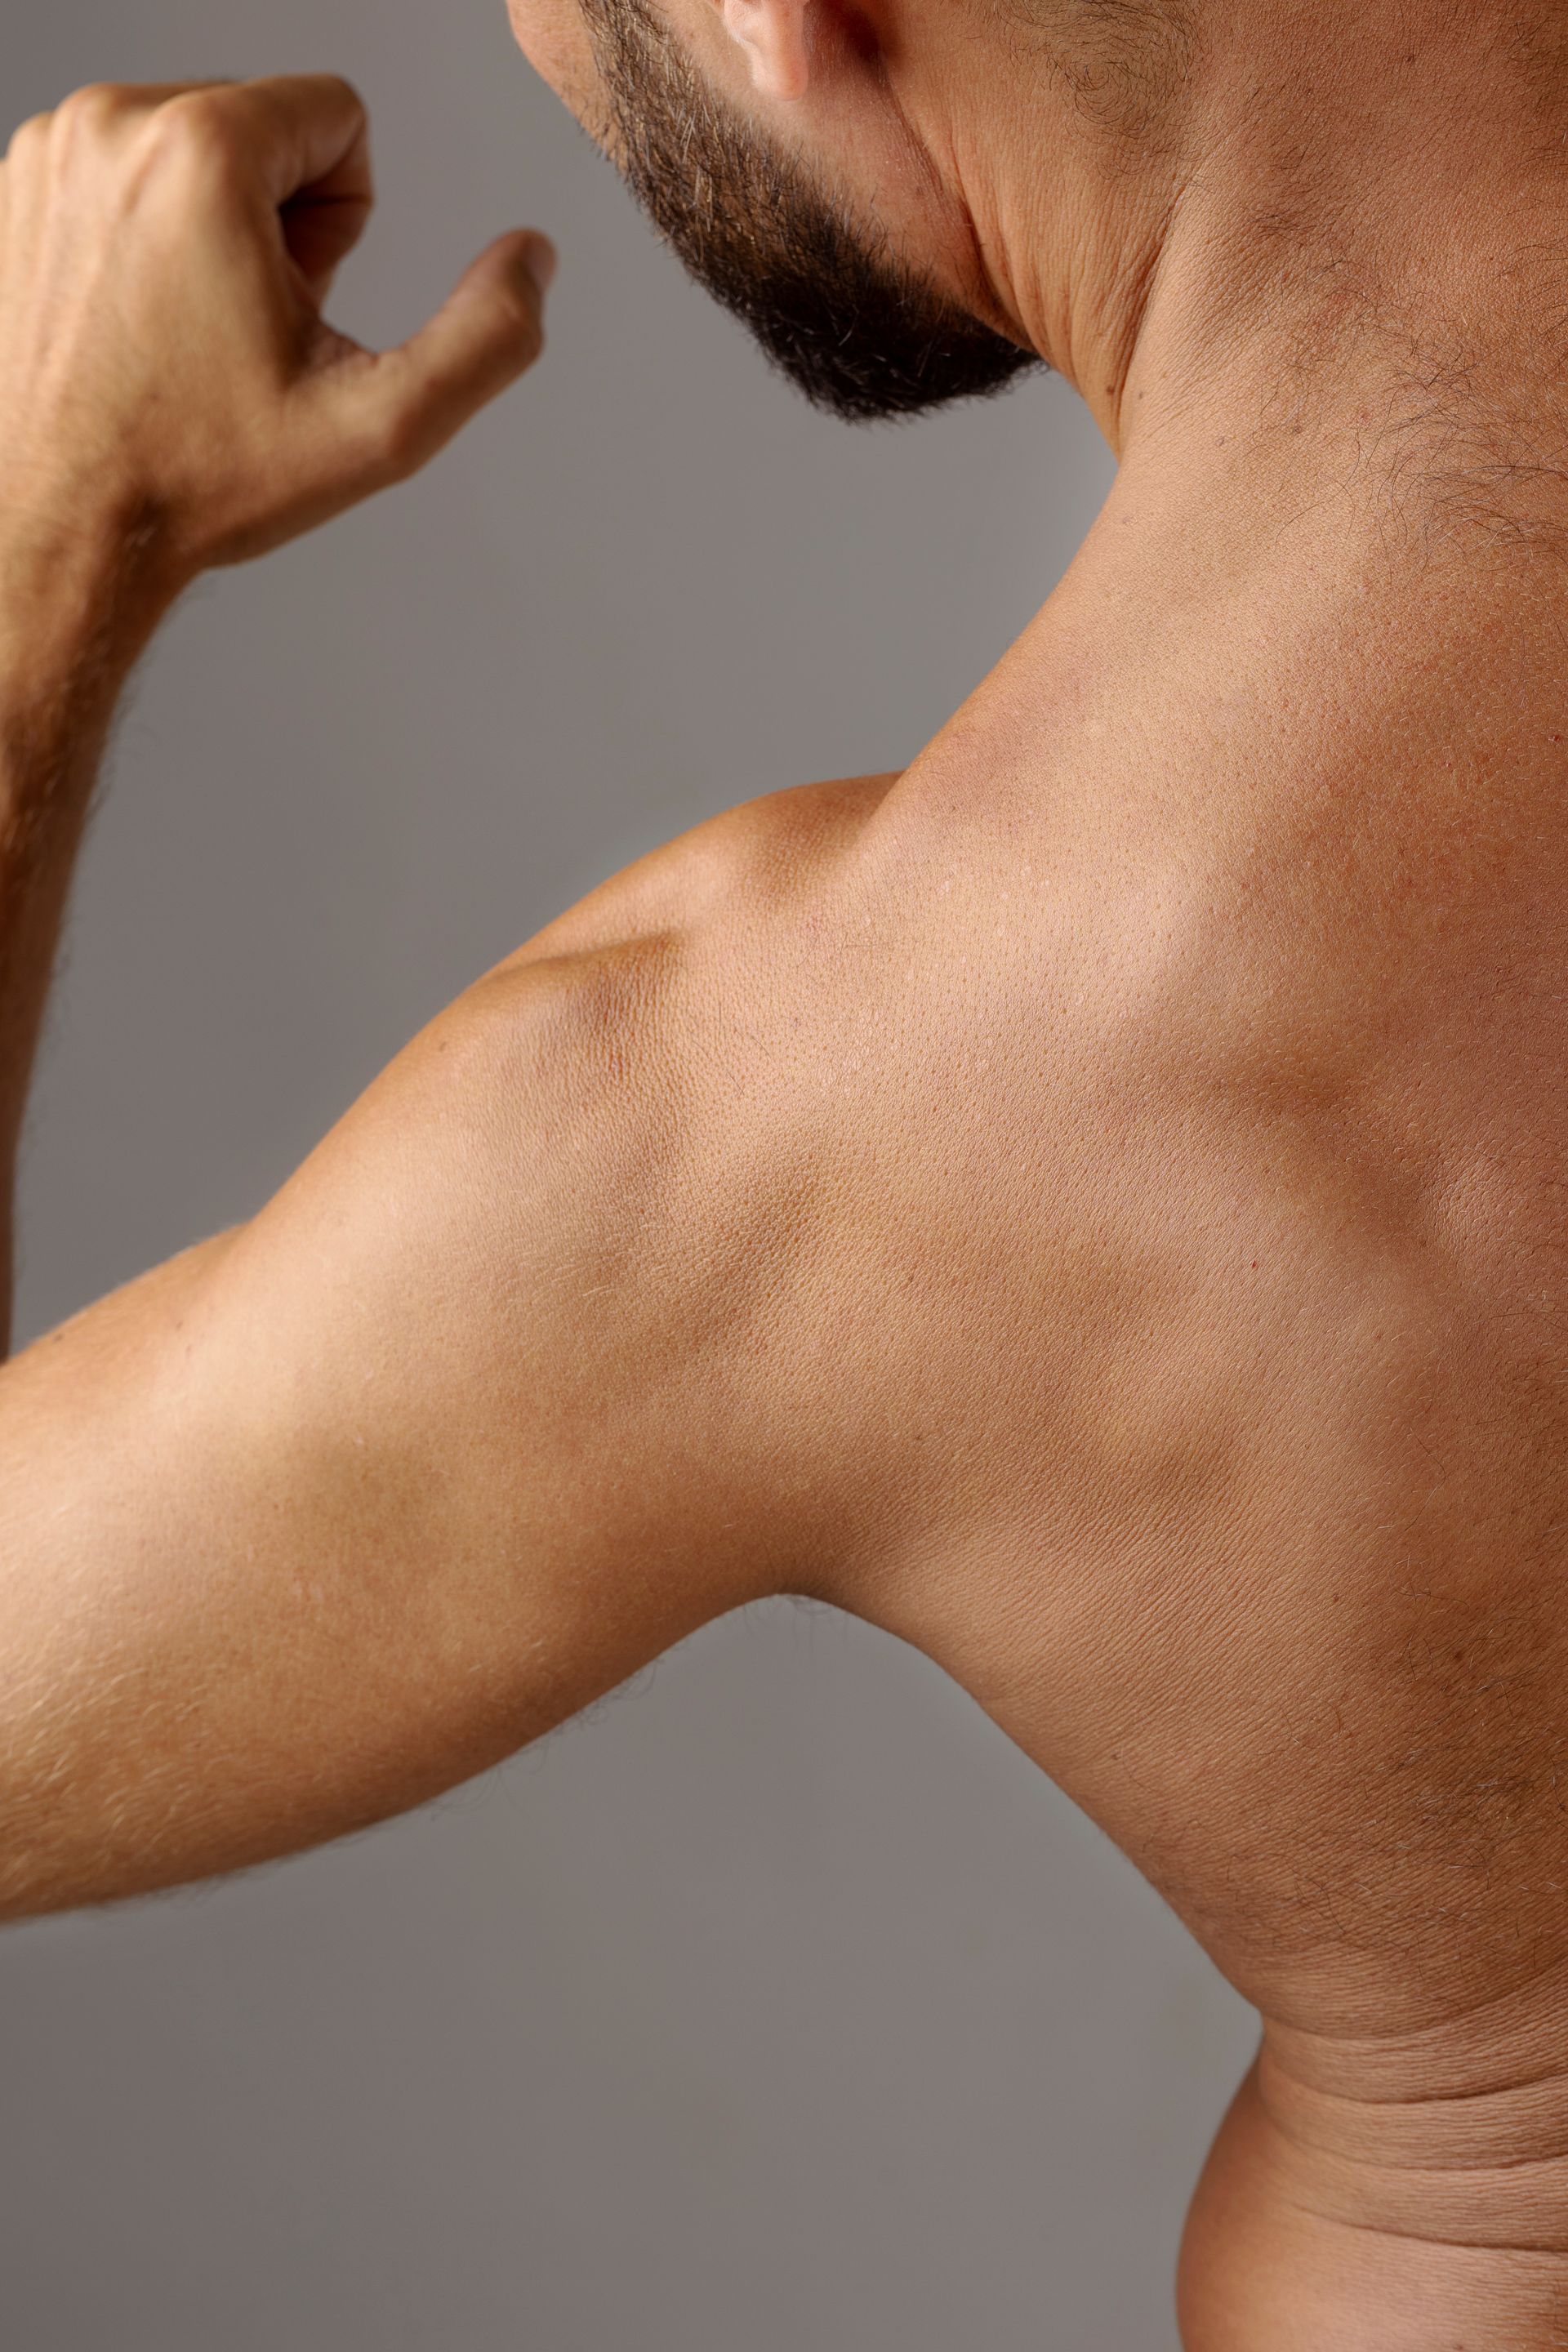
0 69 550 1339
0 958 788 1918
0 71 655 1913
0 74 817 1922
0 536 162 1348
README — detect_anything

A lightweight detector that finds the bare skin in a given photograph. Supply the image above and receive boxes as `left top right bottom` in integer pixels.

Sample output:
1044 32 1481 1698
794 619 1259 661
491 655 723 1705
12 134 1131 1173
7 2 1568 2341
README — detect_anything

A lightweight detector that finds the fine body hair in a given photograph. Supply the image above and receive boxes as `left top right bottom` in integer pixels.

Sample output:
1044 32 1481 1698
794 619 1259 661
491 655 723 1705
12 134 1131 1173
1005 0 1200 142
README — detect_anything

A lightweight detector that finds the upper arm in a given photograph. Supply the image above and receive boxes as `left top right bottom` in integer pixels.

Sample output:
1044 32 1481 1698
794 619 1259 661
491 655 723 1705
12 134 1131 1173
0 927 829 1918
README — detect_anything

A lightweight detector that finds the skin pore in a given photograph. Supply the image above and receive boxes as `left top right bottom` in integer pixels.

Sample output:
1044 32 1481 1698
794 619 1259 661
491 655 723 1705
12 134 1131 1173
6 3 1568 2347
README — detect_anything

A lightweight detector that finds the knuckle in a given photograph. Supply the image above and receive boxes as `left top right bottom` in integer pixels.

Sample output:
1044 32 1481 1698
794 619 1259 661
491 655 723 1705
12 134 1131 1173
143 89 241 180
369 405 430 483
507 291 546 360
53 82 122 140
336 387 415 488
488 282 544 369
4 113 51 170
158 87 234 149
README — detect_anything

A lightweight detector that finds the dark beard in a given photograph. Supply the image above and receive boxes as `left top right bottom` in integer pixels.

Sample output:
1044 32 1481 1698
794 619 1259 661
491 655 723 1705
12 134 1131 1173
577 0 1042 424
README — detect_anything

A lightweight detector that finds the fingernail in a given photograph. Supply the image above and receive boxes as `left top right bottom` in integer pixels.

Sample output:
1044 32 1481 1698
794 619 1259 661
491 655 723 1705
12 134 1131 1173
523 234 558 296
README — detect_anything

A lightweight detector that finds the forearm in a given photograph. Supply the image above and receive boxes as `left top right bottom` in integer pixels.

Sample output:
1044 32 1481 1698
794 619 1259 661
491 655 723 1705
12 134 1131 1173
0 528 163 1348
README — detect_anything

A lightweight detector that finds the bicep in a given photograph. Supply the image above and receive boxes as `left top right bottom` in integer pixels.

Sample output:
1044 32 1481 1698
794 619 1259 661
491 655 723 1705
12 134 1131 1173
0 963 789 1920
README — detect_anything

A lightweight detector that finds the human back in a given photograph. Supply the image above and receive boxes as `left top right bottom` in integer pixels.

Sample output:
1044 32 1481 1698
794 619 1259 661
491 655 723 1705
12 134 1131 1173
793 369 1568 2332
492 323 1568 2323
8 0 1568 2341
570 394 1568 2074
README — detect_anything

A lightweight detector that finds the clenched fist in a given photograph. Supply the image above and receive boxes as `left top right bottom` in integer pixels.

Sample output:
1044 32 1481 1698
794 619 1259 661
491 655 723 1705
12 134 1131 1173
0 75 552 597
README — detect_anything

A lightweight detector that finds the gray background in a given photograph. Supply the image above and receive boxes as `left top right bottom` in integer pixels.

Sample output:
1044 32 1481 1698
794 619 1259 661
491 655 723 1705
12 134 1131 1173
0 2 1258 2345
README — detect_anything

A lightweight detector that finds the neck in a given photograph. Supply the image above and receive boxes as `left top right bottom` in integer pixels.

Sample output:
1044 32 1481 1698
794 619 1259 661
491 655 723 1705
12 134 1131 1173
909 87 1568 838
978 2 1568 478
1125 207 1568 550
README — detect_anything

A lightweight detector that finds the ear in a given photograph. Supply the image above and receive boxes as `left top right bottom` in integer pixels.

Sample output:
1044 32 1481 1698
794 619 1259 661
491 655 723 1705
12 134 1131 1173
719 0 811 99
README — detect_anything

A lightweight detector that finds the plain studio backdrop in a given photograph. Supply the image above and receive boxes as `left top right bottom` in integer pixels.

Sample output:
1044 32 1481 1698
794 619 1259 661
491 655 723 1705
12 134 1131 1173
1 2 1259 2346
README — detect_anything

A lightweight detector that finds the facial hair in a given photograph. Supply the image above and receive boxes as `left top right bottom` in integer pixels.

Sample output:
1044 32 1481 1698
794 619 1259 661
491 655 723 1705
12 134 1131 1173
577 0 1042 424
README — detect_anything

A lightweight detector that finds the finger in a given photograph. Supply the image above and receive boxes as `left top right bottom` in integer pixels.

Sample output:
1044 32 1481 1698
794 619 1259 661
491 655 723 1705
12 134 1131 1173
185 74 372 213
163 76 373 310
328 231 553 483
279 177 375 304
236 78 372 302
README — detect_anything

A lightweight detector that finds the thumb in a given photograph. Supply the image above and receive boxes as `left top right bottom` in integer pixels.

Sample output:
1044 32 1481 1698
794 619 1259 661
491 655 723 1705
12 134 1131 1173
333 230 554 483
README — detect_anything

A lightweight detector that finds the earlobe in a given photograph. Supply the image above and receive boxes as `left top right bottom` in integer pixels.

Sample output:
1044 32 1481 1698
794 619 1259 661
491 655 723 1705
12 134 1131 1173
719 0 811 100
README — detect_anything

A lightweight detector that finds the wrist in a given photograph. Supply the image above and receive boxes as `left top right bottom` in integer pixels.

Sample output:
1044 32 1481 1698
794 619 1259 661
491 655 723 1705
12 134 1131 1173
0 492 180 698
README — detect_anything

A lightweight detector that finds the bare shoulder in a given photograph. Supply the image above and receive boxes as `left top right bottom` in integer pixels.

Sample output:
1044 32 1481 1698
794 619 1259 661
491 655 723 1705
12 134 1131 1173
271 767 913 1592
376 768 904 1236
492 772 900 970
289 768 906 1313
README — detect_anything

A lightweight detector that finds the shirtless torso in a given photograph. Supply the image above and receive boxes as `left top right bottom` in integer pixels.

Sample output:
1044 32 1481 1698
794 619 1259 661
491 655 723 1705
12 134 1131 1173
6 14 1568 2346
